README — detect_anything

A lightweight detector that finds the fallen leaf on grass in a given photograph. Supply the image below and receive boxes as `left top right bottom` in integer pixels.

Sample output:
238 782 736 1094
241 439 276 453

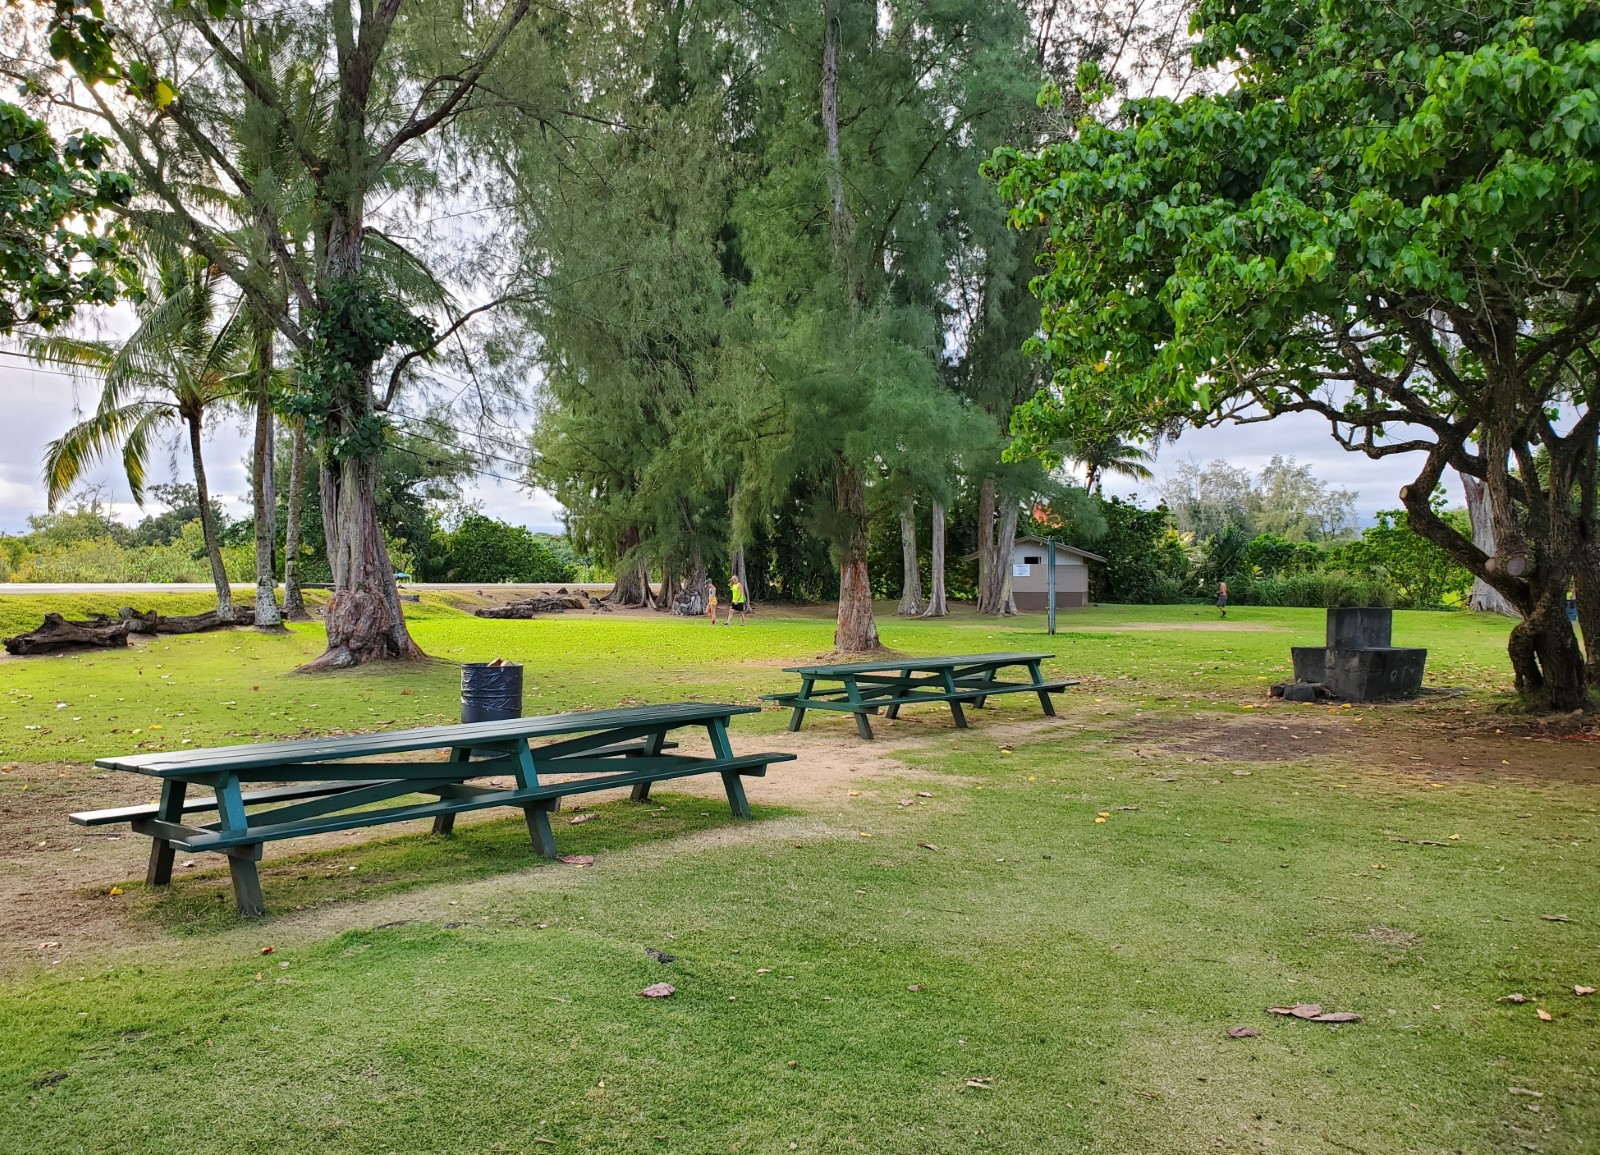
557 855 595 867
639 983 675 998
1499 993 1531 1003
965 1078 993 1088
1541 914 1573 923
107 887 123 897
1309 1012 1362 1023
568 813 597 826
916 842 939 851
1575 986 1596 996
756 968 772 974
1269 1004 1324 1019
1509 1088 1545 1098
1226 1026 1260 1038
1117 805 1139 811
847 790 860 797
1232 768 1252 776
645 948 676 964
1094 816 1107 824
916 791 932 798
259 946 275 955
908 983 923 992
1536 1008 1554 1022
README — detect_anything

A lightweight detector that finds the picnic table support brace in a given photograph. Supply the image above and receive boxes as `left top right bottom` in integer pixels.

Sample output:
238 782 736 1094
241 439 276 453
431 747 471 836
630 731 668 802
145 779 188 886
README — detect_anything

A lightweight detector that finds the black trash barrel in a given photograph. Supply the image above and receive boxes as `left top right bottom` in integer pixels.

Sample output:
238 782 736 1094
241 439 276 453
461 663 524 724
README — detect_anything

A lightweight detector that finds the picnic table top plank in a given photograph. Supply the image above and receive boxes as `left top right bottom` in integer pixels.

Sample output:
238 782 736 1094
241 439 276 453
782 652 1054 676
95 702 759 776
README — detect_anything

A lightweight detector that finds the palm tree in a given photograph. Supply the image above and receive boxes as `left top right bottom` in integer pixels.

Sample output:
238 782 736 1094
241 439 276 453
1072 433 1156 495
33 247 249 619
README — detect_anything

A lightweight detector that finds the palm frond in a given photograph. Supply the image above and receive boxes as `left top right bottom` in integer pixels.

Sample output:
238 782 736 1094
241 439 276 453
43 400 177 508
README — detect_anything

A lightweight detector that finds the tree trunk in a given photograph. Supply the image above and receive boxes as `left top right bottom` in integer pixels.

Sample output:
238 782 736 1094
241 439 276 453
281 418 310 621
606 527 655 607
833 465 880 652
1400 440 1587 712
975 478 1018 615
995 500 1020 615
301 181 423 666
657 562 681 612
730 542 750 611
896 498 922 614
1507 584 1588 712
1462 473 1519 616
251 359 283 630
975 476 997 611
921 499 948 617
186 408 236 622
303 453 423 669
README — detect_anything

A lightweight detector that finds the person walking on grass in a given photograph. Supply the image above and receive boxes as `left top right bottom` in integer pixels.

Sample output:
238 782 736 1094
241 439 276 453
705 580 718 625
1217 580 1228 619
725 575 748 625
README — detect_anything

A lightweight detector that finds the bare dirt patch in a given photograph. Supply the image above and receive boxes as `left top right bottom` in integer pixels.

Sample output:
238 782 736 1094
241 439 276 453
0 727 959 976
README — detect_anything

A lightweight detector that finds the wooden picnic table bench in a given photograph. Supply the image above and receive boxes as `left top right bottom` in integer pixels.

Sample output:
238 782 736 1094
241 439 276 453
761 652 1075 739
71 703 793 916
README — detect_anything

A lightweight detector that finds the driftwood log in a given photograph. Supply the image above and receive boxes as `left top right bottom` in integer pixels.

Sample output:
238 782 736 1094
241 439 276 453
475 593 610 618
3 605 256 656
3 613 136 655
118 605 256 634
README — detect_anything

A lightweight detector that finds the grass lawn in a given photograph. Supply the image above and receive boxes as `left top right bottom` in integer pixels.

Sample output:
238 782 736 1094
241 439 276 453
1 596 1596 1154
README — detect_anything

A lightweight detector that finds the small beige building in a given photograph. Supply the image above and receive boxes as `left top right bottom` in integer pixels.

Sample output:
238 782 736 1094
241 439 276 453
1008 536 1104 610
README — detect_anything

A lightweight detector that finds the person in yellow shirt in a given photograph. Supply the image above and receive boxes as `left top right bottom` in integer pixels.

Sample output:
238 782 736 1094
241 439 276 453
725 576 748 625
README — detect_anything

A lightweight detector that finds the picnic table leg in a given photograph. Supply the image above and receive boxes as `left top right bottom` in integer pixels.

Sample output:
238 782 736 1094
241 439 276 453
631 730 667 802
884 682 912 720
706 719 753 819
225 845 265 917
787 676 815 732
1028 660 1057 717
144 779 188 886
523 803 558 857
938 670 968 729
514 745 559 857
842 676 874 739
431 747 470 836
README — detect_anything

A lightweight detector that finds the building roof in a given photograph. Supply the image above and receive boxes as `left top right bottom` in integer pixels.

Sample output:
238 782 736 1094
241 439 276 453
962 537 1108 564
1014 536 1108 564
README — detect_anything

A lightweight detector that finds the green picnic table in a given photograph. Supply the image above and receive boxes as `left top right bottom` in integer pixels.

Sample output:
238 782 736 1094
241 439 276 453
762 652 1074 739
71 703 793 916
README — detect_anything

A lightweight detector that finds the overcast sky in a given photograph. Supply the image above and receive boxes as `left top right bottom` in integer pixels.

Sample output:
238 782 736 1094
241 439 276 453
0 355 1456 539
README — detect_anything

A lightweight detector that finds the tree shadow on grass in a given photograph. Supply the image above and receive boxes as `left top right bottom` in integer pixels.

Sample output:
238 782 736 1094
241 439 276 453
105 793 793 934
